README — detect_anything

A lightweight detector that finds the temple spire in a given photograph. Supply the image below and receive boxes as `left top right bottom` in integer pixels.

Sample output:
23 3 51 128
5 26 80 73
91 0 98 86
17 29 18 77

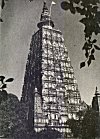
37 1 54 29
92 87 100 113
95 86 99 95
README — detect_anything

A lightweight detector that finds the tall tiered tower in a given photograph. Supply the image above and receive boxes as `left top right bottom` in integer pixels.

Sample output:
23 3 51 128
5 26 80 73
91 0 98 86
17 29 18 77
21 2 83 135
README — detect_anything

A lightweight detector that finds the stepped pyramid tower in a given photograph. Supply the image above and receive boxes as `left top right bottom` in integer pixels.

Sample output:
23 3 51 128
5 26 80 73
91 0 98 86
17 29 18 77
21 2 83 135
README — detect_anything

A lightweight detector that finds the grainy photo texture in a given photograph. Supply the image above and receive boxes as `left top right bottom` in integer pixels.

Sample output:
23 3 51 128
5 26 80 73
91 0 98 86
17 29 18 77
0 0 100 139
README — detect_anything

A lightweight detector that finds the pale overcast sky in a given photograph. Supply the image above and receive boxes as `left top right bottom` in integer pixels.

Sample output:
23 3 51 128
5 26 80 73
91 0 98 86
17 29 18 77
0 0 100 105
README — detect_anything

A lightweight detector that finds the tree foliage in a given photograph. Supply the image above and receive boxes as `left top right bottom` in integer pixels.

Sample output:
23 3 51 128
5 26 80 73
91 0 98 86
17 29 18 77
67 118 82 137
66 110 86 137
0 76 14 91
82 108 100 138
13 101 33 139
61 0 100 67
0 90 8 104
0 91 30 138
0 93 19 137
67 108 100 138
0 75 29 138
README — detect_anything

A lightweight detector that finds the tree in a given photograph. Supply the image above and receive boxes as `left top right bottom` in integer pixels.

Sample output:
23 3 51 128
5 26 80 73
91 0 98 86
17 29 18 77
0 93 19 137
0 75 35 139
61 0 100 67
0 75 15 137
0 90 8 104
0 93 32 139
66 109 87 138
82 108 100 139
67 118 81 137
0 73 30 137
0 75 14 109
13 102 30 139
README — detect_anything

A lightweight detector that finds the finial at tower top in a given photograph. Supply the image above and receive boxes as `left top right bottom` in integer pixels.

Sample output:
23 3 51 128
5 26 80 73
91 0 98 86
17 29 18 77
42 1 48 14
37 1 54 29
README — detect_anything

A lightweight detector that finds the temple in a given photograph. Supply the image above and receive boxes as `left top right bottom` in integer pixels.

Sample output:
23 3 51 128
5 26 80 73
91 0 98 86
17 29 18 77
21 2 86 136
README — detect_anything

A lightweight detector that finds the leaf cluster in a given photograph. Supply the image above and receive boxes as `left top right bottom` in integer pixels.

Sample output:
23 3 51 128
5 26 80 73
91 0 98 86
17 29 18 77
80 38 100 68
61 0 100 67
0 76 14 90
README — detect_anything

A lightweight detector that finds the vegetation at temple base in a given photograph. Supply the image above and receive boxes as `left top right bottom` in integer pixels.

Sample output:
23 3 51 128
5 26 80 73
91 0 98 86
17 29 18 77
0 76 29 138
67 108 100 138
61 0 100 67
67 118 82 137
37 129 62 139
66 110 86 138
0 93 19 137
0 93 30 138
82 108 100 138
0 76 16 137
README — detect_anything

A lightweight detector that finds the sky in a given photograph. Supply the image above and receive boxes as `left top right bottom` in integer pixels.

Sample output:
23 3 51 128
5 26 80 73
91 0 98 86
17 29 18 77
0 0 100 105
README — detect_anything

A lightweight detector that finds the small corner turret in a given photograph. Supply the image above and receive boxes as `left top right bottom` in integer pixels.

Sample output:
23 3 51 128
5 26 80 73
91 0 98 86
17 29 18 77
92 86 100 113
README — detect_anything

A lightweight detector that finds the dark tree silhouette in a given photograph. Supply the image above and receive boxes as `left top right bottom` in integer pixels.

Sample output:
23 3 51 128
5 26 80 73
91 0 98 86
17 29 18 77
0 90 8 104
0 76 30 138
0 76 14 104
0 76 15 137
0 93 19 137
66 109 88 138
82 108 100 139
67 118 82 137
61 0 100 68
